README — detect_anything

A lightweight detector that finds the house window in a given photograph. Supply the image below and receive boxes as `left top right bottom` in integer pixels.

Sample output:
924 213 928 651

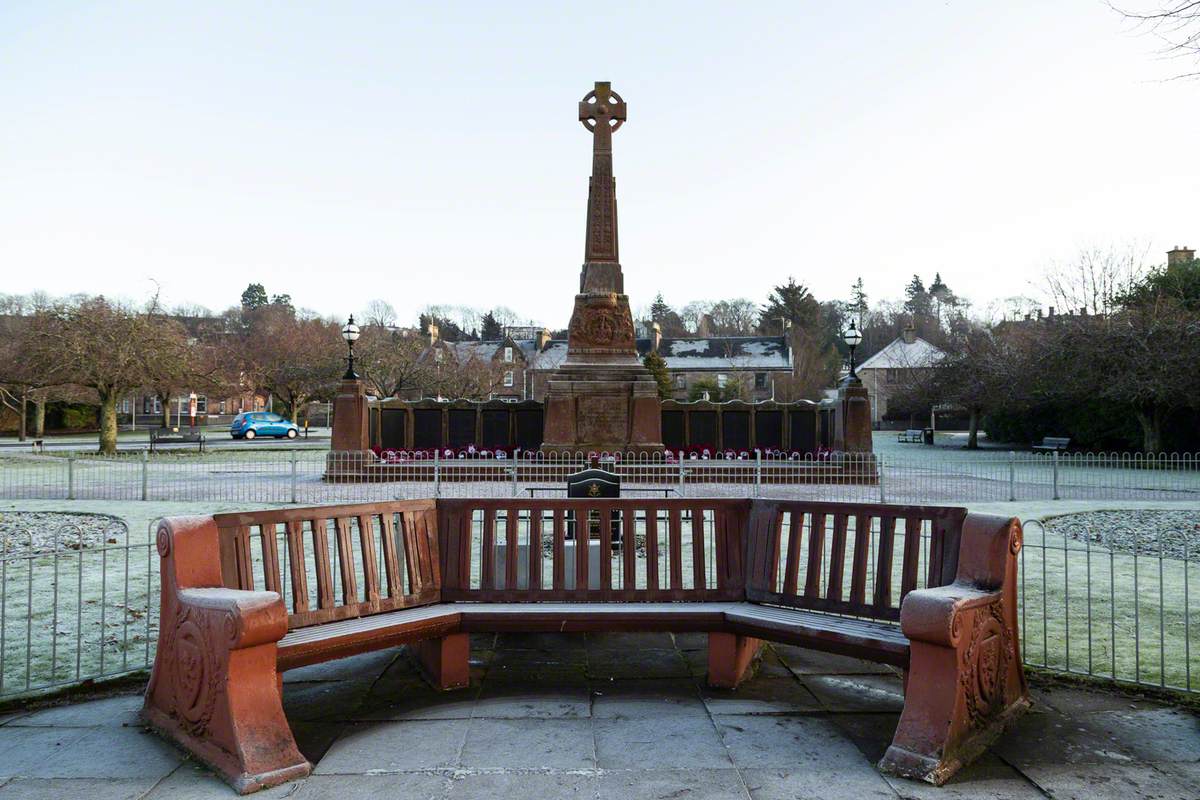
673 374 686 389
195 395 207 414
219 400 227 414
503 370 514 387
504 346 513 363
754 372 768 390
886 368 899 384
717 373 728 389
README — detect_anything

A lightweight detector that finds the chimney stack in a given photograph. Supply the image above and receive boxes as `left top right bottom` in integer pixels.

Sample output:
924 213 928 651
1048 307 1055 317
651 322 662 353
428 322 440 345
901 323 916 345
536 328 551 351
1167 245 1195 266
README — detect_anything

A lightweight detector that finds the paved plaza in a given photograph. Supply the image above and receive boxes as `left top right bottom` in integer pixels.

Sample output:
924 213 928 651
1 633 1197 799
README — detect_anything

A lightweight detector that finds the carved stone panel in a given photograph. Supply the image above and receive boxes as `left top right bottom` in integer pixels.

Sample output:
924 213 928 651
567 293 636 356
577 395 628 444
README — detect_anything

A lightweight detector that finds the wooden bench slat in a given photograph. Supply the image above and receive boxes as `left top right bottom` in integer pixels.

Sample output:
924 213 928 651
553 509 566 593
690 508 706 592
311 518 335 611
380 513 402 599
357 514 381 609
645 508 659 593
873 516 896 613
804 512 826 600
481 508 496 596
259 524 281 595
668 508 683 597
334 517 358 607
826 513 848 601
285 521 309 615
781 510 803 597
849 514 871 607
622 507 637 598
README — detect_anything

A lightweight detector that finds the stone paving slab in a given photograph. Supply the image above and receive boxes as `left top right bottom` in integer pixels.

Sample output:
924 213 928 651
0 636 1198 799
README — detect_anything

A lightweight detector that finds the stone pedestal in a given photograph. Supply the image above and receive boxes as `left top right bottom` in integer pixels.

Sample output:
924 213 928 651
831 378 876 479
327 378 372 478
541 364 663 456
834 379 874 454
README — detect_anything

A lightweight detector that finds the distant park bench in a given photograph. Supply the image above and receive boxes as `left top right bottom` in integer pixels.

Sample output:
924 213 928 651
149 428 206 453
142 497 1029 793
1032 436 1070 453
897 429 923 444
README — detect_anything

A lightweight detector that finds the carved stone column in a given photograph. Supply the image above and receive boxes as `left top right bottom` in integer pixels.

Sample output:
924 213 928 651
541 81 662 455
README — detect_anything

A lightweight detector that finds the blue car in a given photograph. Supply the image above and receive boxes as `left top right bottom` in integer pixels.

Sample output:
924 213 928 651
231 412 299 440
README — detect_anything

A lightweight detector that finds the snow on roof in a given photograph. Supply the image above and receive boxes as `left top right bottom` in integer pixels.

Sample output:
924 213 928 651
856 336 944 371
638 336 791 371
437 335 791 372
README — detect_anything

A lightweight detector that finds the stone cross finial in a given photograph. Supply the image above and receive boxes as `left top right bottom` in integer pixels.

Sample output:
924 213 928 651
579 82 625 264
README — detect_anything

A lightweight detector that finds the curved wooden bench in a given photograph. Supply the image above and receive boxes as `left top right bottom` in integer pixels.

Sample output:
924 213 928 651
142 498 1028 794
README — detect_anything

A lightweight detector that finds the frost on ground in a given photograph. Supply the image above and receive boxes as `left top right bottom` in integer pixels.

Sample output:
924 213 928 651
0 511 128 556
1043 510 1200 559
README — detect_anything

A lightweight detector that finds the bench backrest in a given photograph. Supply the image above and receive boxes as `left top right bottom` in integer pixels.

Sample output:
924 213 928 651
437 498 750 602
743 501 967 621
203 497 968 629
212 501 441 629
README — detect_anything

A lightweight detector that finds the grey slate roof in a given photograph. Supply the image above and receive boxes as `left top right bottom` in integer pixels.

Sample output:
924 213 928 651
433 335 790 372
637 336 791 371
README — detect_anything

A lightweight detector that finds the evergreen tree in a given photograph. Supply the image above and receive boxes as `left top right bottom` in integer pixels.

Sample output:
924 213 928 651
760 277 818 333
903 275 932 318
270 293 293 310
241 283 268 310
642 351 672 399
848 277 868 323
649 293 672 323
480 311 502 340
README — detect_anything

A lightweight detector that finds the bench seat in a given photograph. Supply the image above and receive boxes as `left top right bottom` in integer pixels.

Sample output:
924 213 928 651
278 601 908 672
278 605 461 671
725 603 909 667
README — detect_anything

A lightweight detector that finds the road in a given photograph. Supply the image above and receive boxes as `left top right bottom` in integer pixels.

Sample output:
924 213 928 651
0 427 333 452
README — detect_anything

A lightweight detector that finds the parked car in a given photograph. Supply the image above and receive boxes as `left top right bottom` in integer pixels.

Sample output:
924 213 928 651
230 412 299 440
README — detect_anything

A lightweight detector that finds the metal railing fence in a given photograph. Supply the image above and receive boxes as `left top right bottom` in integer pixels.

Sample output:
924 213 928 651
2 450 1198 504
1 515 1195 700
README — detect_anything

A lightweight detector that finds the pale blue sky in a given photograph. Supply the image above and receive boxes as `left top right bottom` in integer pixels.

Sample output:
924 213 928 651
1 1 1195 327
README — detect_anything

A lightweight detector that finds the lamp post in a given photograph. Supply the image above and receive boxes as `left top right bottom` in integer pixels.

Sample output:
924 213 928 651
843 321 862 381
341 315 360 380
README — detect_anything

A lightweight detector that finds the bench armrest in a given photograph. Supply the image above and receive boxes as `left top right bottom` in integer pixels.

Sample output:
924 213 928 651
899 581 1000 647
177 587 288 650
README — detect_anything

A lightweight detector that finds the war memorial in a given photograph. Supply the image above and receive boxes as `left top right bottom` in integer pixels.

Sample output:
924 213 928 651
329 82 875 475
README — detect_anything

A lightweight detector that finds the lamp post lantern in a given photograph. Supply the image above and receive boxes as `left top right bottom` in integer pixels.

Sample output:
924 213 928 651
341 315 360 380
843 321 862 381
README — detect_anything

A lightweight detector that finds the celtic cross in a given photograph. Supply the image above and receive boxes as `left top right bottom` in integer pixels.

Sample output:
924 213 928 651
579 81 625 263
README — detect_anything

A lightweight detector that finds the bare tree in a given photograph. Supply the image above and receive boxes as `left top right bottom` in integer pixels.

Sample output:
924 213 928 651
355 325 430 398
1113 1 1200 79
237 305 343 422
362 299 398 329
1041 244 1147 317
25 298 192 453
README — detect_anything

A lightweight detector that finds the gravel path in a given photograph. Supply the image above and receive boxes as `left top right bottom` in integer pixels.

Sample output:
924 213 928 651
1043 509 1200 559
0 511 128 556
